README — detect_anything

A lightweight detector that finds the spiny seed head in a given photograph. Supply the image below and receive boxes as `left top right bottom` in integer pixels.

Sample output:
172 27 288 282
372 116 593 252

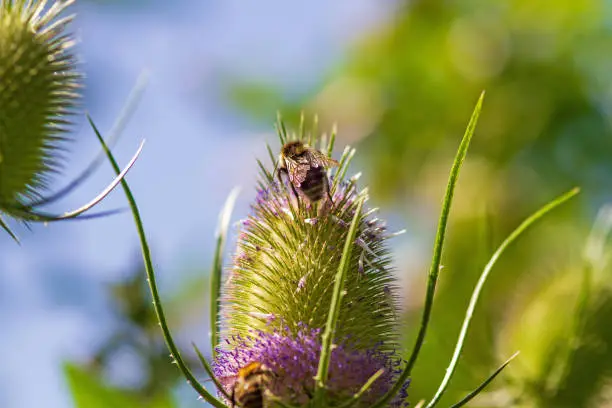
0 0 80 210
222 146 399 350
216 119 408 406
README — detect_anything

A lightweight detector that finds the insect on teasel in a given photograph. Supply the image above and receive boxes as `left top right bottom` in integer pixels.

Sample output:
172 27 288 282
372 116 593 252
229 361 275 408
276 141 339 206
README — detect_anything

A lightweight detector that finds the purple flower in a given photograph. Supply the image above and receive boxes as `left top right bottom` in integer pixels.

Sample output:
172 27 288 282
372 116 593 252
214 326 409 407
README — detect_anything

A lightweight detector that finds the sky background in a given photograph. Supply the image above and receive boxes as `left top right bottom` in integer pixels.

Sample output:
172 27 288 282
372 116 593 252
0 1 412 407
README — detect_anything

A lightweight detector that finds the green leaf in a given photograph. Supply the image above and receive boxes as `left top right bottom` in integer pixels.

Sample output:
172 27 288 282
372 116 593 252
449 352 519 408
426 187 579 407
64 364 176 408
371 91 485 408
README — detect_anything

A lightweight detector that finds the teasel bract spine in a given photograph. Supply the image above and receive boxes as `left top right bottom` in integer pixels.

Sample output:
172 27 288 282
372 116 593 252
214 117 410 407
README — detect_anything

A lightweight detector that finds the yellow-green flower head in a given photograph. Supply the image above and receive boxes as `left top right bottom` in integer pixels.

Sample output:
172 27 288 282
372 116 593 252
0 0 80 212
216 120 409 406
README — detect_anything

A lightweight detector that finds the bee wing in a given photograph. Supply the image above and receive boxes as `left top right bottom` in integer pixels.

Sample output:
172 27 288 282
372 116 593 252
306 150 339 169
285 158 311 187
217 373 239 384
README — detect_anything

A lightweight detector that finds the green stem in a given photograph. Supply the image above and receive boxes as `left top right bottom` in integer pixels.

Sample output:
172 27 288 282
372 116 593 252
192 342 232 401
89 116 227 408
313 196 365 403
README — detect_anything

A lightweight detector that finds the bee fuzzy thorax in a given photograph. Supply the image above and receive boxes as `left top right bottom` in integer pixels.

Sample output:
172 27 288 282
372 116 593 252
281 140 307 157
238 362 272 378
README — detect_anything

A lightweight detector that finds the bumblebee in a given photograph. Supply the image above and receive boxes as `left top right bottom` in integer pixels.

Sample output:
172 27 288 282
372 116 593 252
277 141 339 204
230 361 275 408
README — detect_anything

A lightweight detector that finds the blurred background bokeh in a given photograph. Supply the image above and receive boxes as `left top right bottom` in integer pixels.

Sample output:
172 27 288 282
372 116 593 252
2 0 612 407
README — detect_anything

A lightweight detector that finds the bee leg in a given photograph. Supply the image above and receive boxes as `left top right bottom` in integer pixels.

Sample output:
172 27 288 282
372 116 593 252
289 183 300 202
278 168 300 200
318 198 333 217
276 167 285 188
325 177 334 206
326 189 334 206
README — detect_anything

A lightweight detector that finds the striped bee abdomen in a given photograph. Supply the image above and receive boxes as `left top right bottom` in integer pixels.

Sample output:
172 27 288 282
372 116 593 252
231 362 274 408
237 386 264 408
299 165 328 202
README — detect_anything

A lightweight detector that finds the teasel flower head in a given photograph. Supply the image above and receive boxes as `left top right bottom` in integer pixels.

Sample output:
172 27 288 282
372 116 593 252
214 118 409 407
0 1 142 241
0 0 82 233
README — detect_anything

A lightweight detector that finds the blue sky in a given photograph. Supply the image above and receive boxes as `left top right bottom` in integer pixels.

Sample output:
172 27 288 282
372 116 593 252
0 1 406 407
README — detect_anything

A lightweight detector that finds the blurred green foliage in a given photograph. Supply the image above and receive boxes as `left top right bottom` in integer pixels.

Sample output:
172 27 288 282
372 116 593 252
65 363 176 408
85 267 179 396
66 263 211 407
226 0 612 406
